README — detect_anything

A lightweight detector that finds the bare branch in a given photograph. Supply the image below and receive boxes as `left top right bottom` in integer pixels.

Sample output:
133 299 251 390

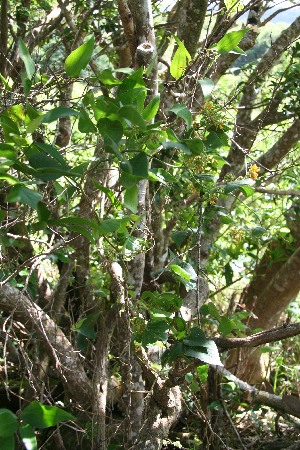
214 322 300 350
0 284 92 407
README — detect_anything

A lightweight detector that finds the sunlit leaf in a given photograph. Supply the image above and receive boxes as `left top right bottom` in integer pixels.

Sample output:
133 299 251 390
18 38 35 80
65 36 95 77
170 37 191 79
216 29 248 55
21 401 75 429
169 104 192 129
0 409 18 437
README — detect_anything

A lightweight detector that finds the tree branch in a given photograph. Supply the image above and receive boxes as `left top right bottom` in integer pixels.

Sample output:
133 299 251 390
0 284 92 408
214 322 300 350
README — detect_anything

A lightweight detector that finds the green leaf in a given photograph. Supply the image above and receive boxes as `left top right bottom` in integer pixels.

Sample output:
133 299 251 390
0 144 17 160
7 185 42 209
0 174 19 184
97 118 123 145
26 115 44 133
224 262 233 286
64 36 95 77
169 104 192 129
184 340 223 366
218 316 236 336
78 109 97 133
142 95 160 121
224 179 253 194
21 401 75 429
198 78 214 99
118 105 146 130
98 69 122 86
0 409 18 437
141 320 169 347
183 327 206 347
73 312 100 339
170 37 191 79
216 29 248 55
18 38 35 80
240 185 255 197
42 107 79 124
0 435 15 450
162 341 185 365
120 152 148 181
19 423 37 450
124 185 138 213
169 264 191 282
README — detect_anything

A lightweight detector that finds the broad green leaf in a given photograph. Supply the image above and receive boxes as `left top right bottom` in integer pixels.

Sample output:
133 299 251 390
0 435 15 450
37 202 51 222
73 312 100 339
184 340 223 366
97 118 123 145
26 115 43 133
170 37 191 80
141 320 169 347
0 409 18 437
124 185 138 213
142 95 160 121
0 174 19 184
42 107 79 124
251 226 267 237
240 185 255 197
169 104 192 129
98 69 122 86
118 105 146 130
216 29 248 55
224 179 252 194
206 302 221 321
183 327 206 347
218 317 236 336
172 230 189 247
7 185 42 209
0 115 20 141
18 38 35 80
19 423 37 450
198 78 214 99
78 109 97 133
0 143 17 160
120 152 148 180
64 36 95 77
21 401 75 429
93 181 122 209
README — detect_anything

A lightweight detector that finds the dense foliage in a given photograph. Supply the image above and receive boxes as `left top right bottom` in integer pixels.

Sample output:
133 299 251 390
0 0 300 448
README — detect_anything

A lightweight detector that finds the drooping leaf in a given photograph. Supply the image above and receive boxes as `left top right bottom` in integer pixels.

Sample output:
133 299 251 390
42 107 79 124
21 401 75 429
0 409 18 437
224 262 233 286
216 29 248 55
18 38 35 80
169 104 192 129
141 320 169 347
124 185 138 213
78 109 97 133
7 185 42 209
120 152 148 182
170 37 191 80
0 143 17 160
19 423 37 450
142 95 160 121
64 36 95 77
98 69 122 86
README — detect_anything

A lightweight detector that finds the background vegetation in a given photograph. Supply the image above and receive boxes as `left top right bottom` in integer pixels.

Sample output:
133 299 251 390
0 0 300 448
